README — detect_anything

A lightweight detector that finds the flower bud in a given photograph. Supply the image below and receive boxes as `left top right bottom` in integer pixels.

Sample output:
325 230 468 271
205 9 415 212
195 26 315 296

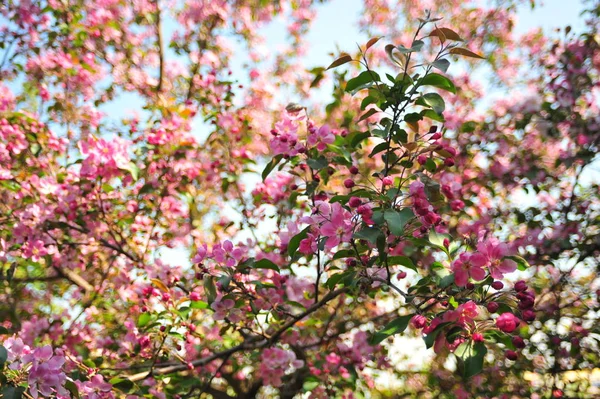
505 350 518 361
512 336 525 349
343 179 355 189
515 280 528 292
486 302 499 313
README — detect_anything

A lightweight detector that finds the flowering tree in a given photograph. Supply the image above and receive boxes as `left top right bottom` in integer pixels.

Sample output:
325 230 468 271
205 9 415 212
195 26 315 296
0 1 598 398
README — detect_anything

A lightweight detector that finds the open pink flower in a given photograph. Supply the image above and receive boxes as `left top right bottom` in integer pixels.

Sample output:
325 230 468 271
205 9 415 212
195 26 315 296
451 252 487 286
319 203 354 249
307 124 335 151
477 238 517 279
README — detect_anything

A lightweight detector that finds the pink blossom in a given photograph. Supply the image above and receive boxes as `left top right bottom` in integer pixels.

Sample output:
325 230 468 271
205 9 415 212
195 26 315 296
477 238 517 279
319 202 354 249
307 124 335 151
451 252 487 286
260 348 304 387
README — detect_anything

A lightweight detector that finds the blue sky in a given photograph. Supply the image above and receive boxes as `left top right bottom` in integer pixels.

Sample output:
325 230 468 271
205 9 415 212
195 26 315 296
100 0 587 122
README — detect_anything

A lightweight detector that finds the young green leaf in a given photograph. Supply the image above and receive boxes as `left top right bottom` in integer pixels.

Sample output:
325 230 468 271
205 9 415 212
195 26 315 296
370 314 413 345
432 59 450 73
419 73 456 94
384 208 414 236
455 341 488 378
421 92 446 114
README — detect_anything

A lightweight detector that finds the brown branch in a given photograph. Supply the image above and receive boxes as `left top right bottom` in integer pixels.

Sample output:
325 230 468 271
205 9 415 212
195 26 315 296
125 288 348 382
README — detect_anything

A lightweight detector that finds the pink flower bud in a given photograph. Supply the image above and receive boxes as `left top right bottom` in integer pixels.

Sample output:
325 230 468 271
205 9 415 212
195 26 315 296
411 315 427 329
472 333 484 342
496 312 520 333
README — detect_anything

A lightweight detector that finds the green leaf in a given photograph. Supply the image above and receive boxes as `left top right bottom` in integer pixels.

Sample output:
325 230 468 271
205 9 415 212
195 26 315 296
346 71 381 95
119 162 140 181
253 258 280 272
358 108 379 122
288 227 310 257
370 314 413 345
421 109 445 122
0 326 9 335
361 95 377 110
432 59 450 73
384 208 414 236
190 300 209 309
455 341 488 378
303 378 320 391
439 274 455 288
397 40 424 53
387 256 417 271
1 386 25 399
204 276 217 304
306 156 328 170
421 93 445 114
137 313 151 328
0 345 7 366
419 73 456 94
505 255 529 271
369 142 389 157
354 227 383 244
428 229 449 250
262 155 283 181
65 380 80 399
110 377 135 393
350 131 370 148
424 158 437 173
423 322 451 348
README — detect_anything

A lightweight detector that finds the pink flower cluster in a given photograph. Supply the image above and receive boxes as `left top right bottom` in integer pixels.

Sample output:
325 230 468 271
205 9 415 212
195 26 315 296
451 238 518 286
269 113 304 157
300 201 355 252
193 240 247 270
423 301 479 353
306 123 335 151
78 136 131 179
76 374 114 399
252 172 294 204
259 347 304 387
3 337 68 399
409 180 441 232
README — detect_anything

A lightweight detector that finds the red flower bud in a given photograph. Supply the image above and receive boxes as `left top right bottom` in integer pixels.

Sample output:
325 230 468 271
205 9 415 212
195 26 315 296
491 281 504 290
349 197 362 208
505 350 518 361
515 280 528 292
487 302 499 313
512 336 525 349
343 179 355 189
